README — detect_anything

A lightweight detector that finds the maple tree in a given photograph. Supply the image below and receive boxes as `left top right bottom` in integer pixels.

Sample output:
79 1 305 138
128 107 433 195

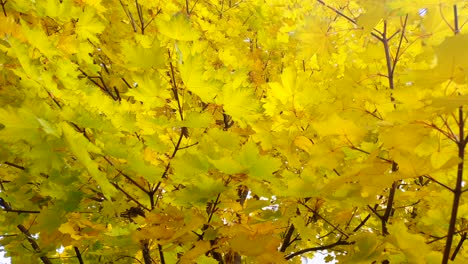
1 0 468 263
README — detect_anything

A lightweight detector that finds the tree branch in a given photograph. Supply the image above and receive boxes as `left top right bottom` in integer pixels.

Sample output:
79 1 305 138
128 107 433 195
119 0 137 33
442 7 465 262
74 247 84 264
158 244 165 264
135 0 145 34
391 15 408 77
17 224 52 264
353 213 371 232
111 182 151 212
103 157 149 193
315 0 382 41
3 161 25 170
442 106 466 263
284 240 354 260
423 175 454 192
280 224 295 252
451 232 466 261
151 130 184 208
381 181 397 235
0 0 6 17
141 240 152 264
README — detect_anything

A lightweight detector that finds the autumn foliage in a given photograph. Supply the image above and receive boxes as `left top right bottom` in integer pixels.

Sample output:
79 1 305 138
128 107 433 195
1 0 468 263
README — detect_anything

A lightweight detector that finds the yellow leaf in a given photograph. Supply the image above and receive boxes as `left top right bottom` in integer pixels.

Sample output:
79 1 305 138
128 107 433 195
313 114 366 141
431 150 459 169
75 9 105 43
387 221 431 264
347 233 382 262
126 73 168 107
356 0 388 35
435 34 468 83
179 241 211 264
296 16 335 58
158 13 200 41
220 85 262 124
121 38 165 69
294 135 314 154
81 0 106 15
59 221 81 240
230 232 280 257
179 53 221 102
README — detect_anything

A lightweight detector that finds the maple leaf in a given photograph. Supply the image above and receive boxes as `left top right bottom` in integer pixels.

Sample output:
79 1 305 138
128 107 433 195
75 9 105 43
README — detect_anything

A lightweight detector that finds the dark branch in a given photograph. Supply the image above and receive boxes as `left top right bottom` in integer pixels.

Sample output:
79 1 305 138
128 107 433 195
451 232 466 261
74 247 84 264
111 182 151 212
0 0 6 17
3 161 25 170
353 214 371 232
17 224 52 264
284 240 354 260
280 224 295 252
141 240 152 264
158 244 166 264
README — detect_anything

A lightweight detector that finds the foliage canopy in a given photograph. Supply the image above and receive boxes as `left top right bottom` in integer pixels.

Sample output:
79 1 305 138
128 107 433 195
1 0 468 263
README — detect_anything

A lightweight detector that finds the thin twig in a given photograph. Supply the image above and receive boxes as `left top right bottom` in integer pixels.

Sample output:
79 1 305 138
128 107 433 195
353 214 371 232
0 0 6 17
423 175 454 192
135 0 145 34
451 232 466 260
3 161 25 170
103 157 149 193
391 14 408 76
315 0 383 41
111 182 151 212
152 131 184 208
119 0 137 32
300 201 349 239
284 240 354 260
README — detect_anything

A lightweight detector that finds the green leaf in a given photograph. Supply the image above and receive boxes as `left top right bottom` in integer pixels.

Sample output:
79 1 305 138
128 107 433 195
179 53 221 102
178 111 214 128
0 107 40 142
237 141 282 181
